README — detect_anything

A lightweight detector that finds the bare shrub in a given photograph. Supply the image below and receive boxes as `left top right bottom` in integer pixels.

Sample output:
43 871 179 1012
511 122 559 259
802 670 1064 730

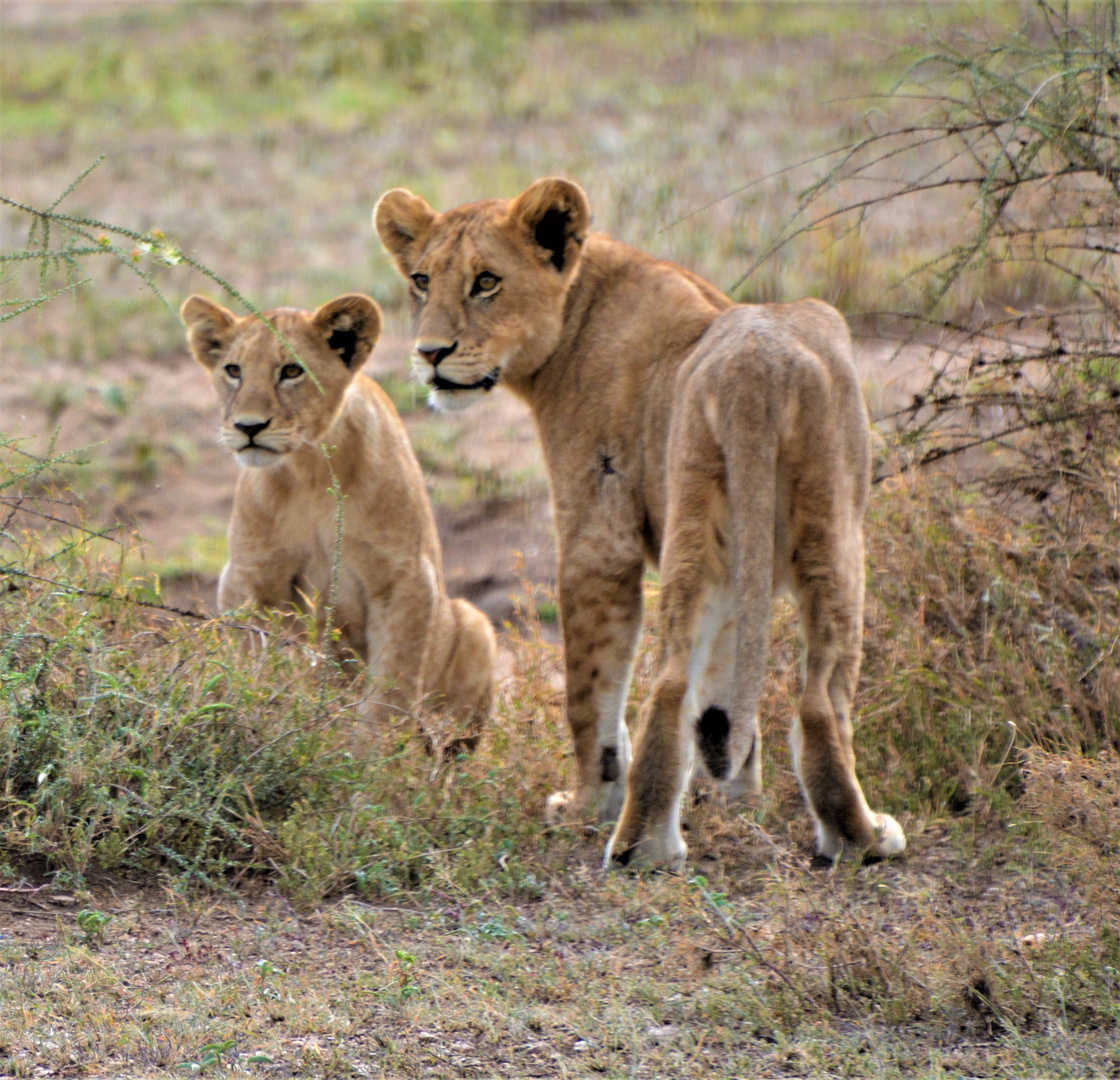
743 2 1119 511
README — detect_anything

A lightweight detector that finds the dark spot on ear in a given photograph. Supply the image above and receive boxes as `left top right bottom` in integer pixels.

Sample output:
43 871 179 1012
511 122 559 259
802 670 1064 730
207 338 222 352
535 207 571 271
328 328 359 367
696 705 731 780
600 745 619 783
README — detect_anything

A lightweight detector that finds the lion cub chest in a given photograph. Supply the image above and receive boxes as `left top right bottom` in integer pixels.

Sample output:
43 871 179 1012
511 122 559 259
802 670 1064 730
222 385 428 663
294 489 372 637
228 462 368 655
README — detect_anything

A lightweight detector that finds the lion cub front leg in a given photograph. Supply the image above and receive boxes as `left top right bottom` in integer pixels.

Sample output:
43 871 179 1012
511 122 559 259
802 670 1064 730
545 557 644 827
216 545 306 647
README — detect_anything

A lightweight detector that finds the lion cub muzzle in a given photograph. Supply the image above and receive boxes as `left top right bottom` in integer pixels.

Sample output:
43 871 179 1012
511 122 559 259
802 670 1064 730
233 417 274 452
431 368 500 393
412 339 501 396
415 340 457 367
230 417 282 468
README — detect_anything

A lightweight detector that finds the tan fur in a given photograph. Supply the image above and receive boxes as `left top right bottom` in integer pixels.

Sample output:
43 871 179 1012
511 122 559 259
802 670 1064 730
374 179 905 867
180 292 496 753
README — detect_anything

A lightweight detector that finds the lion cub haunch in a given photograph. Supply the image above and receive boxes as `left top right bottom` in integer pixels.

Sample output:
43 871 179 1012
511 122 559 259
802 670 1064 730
180 292 496 753
374 178 905 867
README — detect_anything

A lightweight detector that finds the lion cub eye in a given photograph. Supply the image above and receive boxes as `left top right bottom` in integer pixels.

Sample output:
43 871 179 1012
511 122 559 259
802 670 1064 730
410 273 429 293
224 363 241 379
279 363 304 381
470 272 501 298
471 272 501 296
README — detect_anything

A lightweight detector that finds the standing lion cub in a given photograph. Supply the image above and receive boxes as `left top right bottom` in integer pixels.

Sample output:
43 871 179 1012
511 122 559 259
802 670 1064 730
180 292 496 752
374 178 905 868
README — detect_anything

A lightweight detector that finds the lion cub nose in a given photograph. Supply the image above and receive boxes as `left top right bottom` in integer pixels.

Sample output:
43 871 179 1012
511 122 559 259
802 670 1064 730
415 341 457 367
234 419 271 440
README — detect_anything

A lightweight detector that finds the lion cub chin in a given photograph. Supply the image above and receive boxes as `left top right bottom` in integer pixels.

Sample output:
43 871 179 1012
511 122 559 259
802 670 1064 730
180 291 496 755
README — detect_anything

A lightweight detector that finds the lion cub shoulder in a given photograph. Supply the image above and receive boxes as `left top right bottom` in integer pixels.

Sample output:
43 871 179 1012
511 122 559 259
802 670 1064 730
180 292 496 752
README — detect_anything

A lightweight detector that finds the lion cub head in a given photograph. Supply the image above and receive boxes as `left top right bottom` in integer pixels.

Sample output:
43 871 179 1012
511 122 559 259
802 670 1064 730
374 178 590 411
181 294 382 468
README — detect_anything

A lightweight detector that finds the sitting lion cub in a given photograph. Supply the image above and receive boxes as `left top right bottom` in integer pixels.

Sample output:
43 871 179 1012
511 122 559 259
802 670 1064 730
180 292 496 752
375 179 905 868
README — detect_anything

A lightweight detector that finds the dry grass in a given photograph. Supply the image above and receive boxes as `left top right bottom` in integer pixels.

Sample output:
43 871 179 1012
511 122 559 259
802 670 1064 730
1 743 1118 1079
2 462 1118 1078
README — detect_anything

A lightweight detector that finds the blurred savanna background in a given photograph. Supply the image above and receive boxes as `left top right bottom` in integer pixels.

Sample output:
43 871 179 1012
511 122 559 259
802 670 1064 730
2 3 1119 1078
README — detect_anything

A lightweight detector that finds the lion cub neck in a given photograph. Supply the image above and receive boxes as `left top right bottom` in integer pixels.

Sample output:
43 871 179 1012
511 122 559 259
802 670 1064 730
521 232 733 407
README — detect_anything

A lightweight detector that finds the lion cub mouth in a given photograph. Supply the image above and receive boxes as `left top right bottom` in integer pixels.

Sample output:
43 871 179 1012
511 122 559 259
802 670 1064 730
232 442 285 469
232 436 282 455
431 368 500 393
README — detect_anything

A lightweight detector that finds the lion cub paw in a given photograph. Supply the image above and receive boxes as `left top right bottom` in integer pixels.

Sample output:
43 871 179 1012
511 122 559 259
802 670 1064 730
871 813 906 857
603 826 688 874
544 782 627 828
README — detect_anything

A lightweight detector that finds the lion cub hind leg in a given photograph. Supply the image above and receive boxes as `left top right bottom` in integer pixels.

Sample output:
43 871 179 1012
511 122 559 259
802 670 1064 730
604 578 768 873
607 428 741 870
608 582 765 872
604 659 692 872
791 534 906 862
411 596 496 759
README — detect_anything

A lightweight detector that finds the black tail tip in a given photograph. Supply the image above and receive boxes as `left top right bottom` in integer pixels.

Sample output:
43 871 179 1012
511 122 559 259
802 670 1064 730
696 705 731 779
599 744 620 783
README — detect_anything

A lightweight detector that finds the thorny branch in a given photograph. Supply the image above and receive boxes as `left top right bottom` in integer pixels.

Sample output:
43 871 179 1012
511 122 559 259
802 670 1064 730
732 2 1119 502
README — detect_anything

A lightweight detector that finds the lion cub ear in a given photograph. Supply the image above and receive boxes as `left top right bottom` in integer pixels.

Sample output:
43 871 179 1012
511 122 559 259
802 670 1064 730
311 294 383 371
507 177 591 275
181 295 237 371
374 189 438 276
